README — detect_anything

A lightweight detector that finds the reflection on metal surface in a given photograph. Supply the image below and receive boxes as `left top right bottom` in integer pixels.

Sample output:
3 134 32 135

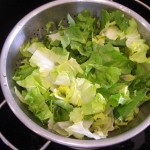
39 141 51 150
0 132 18 150
0 100 6 109
135 0 150 10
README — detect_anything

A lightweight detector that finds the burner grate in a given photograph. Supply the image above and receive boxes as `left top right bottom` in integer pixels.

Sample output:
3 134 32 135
0 100 51 150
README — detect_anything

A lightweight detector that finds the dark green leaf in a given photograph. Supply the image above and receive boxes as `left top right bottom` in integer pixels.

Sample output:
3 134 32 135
53 105 70 122
114 89 146 120
111 10 129 31
101 9 129 31
105 38 126 47
101 9 110 29
52 99 73 112
13 59 35 81
51 47 68 55
76 9 98 34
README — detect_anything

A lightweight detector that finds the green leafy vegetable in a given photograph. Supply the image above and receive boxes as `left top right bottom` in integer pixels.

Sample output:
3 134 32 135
114 89 147 120
82 93 106 115
67 14 76 26
13 9 150 140
101 9 129 31
53 105 70 122
13 59 35 81
23 87 52 122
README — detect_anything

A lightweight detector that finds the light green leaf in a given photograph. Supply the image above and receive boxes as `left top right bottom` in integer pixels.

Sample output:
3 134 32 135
69 107 83 123
82 93 106 115
24 87 52 121
67 14 76 26
29 47 69 77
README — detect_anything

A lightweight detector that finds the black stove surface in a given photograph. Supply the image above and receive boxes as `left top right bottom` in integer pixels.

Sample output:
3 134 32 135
0 0 150 150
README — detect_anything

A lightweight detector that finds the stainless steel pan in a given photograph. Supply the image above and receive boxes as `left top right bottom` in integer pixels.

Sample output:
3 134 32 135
1 0 150 149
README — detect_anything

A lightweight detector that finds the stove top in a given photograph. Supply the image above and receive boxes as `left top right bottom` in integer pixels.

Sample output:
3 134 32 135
0 0 150 150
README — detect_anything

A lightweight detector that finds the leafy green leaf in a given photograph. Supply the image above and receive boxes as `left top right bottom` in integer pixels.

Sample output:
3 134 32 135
67 14 76 26
19 41 32 57
60 26 87 48
108 93 122 107
95 65 121 87
69 107 83 123
66 78 98 106
82 93 106 115
46 21 55 33
13 59 35 81
114 89 147 120
65 120 104 139
111 10 129 31
53 105 70 122
101 9 129 31
128 39 149 63
29 47 69 77
101 9 110 29
16 69 51 94
76 9 97 33
24 87 52 121
52 99 73 112
129 63 150 94
105 38 126 47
